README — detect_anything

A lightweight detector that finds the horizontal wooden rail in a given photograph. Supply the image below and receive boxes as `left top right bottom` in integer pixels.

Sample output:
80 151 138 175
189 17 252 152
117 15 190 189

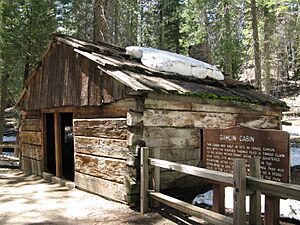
142 148 300 225
247 176 300 201
149 158 233 185
0 144 19 149
150 191 233 225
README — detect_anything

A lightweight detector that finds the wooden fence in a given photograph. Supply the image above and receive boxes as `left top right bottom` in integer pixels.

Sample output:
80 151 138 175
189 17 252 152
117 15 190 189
0 143 20 157
140 147 300 225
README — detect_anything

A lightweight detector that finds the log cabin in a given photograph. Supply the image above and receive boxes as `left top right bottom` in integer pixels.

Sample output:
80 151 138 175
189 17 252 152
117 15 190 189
16 34 287 205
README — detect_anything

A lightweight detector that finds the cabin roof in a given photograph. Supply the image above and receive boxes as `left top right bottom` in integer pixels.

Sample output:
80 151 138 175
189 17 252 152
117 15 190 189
17 33 287 109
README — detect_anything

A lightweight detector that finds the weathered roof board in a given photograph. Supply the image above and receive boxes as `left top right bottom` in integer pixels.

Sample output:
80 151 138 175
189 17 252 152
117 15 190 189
17 33 287 110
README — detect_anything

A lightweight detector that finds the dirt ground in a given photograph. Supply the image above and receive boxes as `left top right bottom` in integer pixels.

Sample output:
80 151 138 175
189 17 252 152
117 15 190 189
0 168 210 225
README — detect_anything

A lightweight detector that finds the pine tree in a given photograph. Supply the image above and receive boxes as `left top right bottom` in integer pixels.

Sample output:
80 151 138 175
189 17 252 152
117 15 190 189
250 0 262 90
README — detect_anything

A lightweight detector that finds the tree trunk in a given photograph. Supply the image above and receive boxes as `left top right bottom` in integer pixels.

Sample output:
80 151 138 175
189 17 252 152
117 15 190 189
263 6 271 95
93 0 109 43
250 0 262 91
23 53 30 82
113 0 119 44
224 0 233 78
159 0 165 50
0 73 9 154
137 0 143 46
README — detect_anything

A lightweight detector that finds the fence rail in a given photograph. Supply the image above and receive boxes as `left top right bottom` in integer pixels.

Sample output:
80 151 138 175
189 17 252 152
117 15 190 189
140 147 300 225
0 143 20 157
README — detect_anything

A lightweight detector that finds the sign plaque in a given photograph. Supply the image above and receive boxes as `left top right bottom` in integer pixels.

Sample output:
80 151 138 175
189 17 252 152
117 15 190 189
203 126 290 183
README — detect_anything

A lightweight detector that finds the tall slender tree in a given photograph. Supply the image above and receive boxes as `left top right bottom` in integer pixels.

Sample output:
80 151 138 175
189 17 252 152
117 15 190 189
250 0 262 90
93 0 109 43
263 4 271 95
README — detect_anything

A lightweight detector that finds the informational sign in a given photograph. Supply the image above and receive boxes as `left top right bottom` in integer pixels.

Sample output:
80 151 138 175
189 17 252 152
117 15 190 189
203 126 290 183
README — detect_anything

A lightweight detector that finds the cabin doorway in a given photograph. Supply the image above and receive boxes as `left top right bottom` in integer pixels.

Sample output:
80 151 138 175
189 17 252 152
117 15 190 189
44 112 74 181
61 113 74 181
45 113 56 175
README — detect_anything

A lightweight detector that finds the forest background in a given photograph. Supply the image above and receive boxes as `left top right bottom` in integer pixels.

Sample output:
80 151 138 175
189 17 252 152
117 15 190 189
0 0 300 109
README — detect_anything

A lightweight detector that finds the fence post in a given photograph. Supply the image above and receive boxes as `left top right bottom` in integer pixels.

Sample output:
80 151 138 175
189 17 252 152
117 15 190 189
249 157 262 225
233 159 246 225
140 147 149 214
152 148 160 208
213 184 225 214
265 196 280 225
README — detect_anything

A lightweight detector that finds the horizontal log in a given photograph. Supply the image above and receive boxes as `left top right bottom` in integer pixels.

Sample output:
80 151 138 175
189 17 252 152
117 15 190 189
19 131 42 145
151 147 200 162
74 136 130 159
239 116 279 129
143 109 279 129
144 131 199 149
144 127 199 139
73 118 127 139
0 144 19 149
146 93 282 117
127 132 143 147
143 109 236 128
75 153 135 183
21 157 43 175
247 176 300 201
21 110 41 119
73 106 128 119
149 158 233 185
75 172 127 203
127 111 143 126
145 98 280 117
21 144 43 161
41 98 140 119
149 192 233 225
127 126 143 147
20 119 41 131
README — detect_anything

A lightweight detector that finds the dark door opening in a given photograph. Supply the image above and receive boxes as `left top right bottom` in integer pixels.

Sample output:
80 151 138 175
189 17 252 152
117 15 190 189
46 113 56 175
61 113 74 181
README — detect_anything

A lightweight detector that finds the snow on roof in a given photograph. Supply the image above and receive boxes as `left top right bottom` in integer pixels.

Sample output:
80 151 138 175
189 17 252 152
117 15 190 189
126 46 224 81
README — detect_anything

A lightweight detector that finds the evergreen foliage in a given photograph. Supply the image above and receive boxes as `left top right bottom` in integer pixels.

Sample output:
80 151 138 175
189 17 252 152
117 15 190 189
0 0 300 104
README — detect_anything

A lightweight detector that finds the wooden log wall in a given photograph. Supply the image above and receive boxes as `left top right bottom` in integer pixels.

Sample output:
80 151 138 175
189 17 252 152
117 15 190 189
19 111 43 175
140 93 282 189
73 114 137 204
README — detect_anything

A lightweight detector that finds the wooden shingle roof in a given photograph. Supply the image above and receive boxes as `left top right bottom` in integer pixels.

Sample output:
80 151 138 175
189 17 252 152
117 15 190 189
17 34 288 109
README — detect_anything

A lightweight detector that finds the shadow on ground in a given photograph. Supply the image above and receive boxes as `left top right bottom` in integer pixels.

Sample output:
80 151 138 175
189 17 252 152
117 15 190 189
0 168 210 225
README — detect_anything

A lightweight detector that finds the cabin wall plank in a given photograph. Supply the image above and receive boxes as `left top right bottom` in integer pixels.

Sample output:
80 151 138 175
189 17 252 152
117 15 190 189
19 131 42 145
145 93 282 117
73 118 127 139
21 157 43 175
73 98 139 119
73 116 137 203
75 172 126 203
21 144 43 161
74 136 129 159
20 119 41 132
143 109 279 129
19 112 43 176
75 153 135 183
